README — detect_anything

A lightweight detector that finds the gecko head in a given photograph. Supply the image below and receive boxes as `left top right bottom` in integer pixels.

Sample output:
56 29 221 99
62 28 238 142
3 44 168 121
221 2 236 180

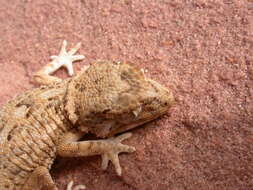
105 77 175 137
65 61 175 137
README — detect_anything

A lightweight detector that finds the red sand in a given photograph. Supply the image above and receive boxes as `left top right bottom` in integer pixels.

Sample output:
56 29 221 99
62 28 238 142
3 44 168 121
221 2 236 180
0 0 252 189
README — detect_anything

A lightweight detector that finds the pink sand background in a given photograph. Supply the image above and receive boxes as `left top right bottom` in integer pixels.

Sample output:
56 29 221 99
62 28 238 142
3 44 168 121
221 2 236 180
0 0 252 189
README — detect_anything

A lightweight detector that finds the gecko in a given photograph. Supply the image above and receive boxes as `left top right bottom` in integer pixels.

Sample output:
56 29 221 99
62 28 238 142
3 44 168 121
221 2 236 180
0 41 174 190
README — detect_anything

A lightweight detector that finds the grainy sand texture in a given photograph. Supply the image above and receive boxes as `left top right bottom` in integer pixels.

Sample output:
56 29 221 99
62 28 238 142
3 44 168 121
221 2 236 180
0 0 252 190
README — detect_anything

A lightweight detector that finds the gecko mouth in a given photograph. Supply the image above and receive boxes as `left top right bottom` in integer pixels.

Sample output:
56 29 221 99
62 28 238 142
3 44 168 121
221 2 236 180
109 108 168 136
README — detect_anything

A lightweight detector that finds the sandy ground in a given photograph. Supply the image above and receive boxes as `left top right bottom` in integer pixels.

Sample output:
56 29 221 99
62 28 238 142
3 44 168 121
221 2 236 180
0 0 252 190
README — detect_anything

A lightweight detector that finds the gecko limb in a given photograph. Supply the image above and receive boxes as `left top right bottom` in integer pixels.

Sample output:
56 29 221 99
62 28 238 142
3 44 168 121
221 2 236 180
34 40 85 85
67 181 86 190
57 132 136 176
22 167 57 190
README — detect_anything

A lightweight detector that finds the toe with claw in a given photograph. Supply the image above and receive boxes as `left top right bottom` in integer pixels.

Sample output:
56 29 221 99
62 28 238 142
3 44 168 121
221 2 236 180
67 181 86 190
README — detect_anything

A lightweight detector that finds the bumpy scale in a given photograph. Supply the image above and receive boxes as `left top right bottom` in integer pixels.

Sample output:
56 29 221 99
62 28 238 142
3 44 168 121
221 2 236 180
0 41 174 190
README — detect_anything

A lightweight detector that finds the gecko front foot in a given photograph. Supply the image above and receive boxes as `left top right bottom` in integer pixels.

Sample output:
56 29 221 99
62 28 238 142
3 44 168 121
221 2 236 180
65 133 135 190
58 132 136 176
101 132 136 176
50 40 85 76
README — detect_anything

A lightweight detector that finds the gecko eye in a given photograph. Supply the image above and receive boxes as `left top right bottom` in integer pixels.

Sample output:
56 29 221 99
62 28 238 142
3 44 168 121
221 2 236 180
7 134 12 141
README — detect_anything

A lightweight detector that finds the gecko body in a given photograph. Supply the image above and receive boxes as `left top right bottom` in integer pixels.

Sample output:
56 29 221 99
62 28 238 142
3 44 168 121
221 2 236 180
0 41 174 190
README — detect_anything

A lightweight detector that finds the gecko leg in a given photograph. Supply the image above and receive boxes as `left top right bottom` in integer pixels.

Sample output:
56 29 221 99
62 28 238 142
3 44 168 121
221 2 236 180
34 40 85 85
22 167 57 190
57 132 136 176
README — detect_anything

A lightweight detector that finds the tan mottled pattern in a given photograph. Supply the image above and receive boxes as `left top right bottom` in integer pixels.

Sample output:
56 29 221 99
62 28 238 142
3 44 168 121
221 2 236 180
0 43 174 190
66 61 174 137
0 81 71 189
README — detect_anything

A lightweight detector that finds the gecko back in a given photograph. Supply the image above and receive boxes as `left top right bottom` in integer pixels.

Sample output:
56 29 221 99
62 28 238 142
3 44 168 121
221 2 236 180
0 81 71 190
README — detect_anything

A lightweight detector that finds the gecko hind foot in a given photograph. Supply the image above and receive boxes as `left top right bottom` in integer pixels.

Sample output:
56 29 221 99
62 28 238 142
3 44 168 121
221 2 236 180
101 132 136 176
33 40 85 85
67 181 86 190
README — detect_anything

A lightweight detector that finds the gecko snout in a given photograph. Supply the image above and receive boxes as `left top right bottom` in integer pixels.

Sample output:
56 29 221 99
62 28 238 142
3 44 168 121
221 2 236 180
148 79 175 111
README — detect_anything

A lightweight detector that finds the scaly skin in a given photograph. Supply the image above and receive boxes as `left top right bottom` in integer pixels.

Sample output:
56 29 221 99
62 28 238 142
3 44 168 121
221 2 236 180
0 80 71 189
0 41 174 190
